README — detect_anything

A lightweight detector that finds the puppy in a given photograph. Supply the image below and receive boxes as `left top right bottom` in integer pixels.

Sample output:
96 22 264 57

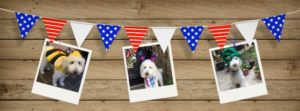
229 56 247 89
140 60 164 88
40 46 85 87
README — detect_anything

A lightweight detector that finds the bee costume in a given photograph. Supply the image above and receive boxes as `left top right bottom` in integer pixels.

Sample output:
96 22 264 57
46 48 82 74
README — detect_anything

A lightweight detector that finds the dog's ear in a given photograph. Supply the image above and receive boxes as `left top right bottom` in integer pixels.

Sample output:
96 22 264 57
62 57 69 72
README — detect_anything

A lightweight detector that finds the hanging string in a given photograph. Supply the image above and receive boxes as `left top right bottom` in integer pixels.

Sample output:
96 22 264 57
0 7 300 28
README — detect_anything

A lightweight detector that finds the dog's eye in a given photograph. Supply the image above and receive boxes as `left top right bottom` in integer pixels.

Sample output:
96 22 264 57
149 67 152 69
144 66 146 69
70 61 74 64
78 62 81 65
235 58 238 60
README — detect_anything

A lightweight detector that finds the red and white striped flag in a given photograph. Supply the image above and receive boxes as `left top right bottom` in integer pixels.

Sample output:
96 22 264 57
43 17 67 43
207 23 232 50
124 26 149 52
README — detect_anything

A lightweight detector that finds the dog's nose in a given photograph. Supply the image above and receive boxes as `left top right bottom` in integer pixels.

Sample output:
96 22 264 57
145 72 149 76
233 64 237 67
73 70 78 74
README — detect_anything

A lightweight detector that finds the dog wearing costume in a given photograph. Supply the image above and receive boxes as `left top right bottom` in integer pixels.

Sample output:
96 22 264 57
40 46 85 87
139 52 164 88
222 48 247 89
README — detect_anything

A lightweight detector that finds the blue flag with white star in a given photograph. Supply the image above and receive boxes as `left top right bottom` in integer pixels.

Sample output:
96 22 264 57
97 24 121 51
261 14 286 42
15 12 39 40
180 26 204 52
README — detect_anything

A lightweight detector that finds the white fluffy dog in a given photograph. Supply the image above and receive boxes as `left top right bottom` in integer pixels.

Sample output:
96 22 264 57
140 60 164 88
229 56 247 89
40 46 85 87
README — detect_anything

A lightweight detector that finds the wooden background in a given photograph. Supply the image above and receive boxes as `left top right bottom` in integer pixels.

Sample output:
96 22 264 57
0 0 300 110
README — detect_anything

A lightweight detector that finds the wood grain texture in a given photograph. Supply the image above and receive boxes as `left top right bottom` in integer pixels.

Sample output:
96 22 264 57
0 0 300 19
0 60 299 80
0 19 299 40
0 80 299 100
0 101 300 111
0 40 299 60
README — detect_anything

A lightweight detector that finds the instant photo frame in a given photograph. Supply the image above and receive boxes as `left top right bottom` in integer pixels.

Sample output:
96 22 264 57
32 38 92 105
209 39 267 104
122 42 178 103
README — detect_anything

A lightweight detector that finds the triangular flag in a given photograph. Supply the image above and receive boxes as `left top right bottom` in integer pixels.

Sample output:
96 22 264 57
261 14 286 42
235 20 259 46
15 12 40 40
97 24 121 51
207 23 232 50
70 21 94 47
152 27 176 53
124 26 149 52
43 17 67 43
180 26 204 52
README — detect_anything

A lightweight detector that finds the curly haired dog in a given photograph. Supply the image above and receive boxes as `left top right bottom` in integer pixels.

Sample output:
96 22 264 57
140 60 164 88
229 56 247 89
40 46 85 87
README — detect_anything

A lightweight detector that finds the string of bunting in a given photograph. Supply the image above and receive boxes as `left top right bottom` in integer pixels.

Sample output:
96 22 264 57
2 7 300 52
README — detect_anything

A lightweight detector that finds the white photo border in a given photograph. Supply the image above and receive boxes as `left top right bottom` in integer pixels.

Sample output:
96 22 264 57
122 42 178 103
31 38 92 105
209 39 268 104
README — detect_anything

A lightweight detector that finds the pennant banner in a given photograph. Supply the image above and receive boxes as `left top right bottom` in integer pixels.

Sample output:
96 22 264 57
97 24 121 51
124 26 149 52
152 27 176 53
180 26 204 52
235 19 259 46
208 23 232 50
43 17 67 43
261 14 286 42
70 21 94 47
15 12 40 40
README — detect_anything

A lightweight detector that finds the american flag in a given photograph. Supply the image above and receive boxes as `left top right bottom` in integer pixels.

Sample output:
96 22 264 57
207 23 232 50
124 26 149 52
261 14 286 42
15 12 39 39
180 26 204 52
97 24 121 51
43 17 67 43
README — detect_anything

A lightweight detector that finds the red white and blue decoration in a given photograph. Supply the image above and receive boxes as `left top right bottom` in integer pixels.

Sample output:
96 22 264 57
180 26 204 53
208 23 232 50
70 21 94 47
43 17 67 43
144 76 156 88
235 20 259 46
97 24 121 51
15 12 39 40
124 26 149 52
152 27 176 53
261 14 286 42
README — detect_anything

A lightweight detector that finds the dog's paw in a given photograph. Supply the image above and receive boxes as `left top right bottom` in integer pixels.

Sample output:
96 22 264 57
60 82 65 86
53 83 57 87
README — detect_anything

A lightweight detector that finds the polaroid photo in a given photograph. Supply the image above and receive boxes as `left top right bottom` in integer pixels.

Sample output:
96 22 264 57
209 39 267 104
32 38 92 105
122 42 178 103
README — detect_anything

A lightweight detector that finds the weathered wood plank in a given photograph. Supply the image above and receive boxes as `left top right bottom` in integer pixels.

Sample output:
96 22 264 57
0 40 299 60
0 19 299 40
0 80 299 100
0 60 299 80
1 101 300 111
0 0 300 19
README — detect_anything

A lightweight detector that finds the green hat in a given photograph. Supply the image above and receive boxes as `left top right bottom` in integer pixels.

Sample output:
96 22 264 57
222 48 241 68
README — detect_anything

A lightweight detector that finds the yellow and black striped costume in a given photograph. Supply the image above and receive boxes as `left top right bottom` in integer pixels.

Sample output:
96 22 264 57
46 48 67 65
